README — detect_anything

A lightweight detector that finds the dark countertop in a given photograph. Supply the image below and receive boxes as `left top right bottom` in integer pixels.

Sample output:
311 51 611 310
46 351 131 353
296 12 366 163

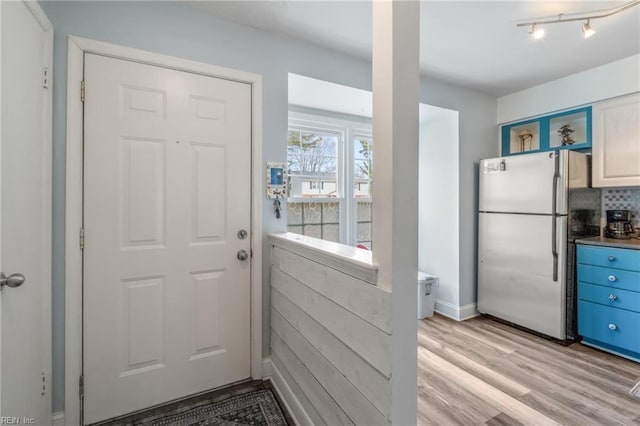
575 236 640 250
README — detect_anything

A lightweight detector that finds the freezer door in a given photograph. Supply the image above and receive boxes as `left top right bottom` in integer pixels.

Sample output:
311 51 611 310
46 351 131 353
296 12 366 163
477 212 568 339
479 151 568 215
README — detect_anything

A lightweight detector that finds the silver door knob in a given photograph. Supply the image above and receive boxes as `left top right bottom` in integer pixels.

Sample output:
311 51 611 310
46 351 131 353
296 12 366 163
0 273 25 289
237 250 249 261
608 275 617 282
608 323 617 331
608 294 617 301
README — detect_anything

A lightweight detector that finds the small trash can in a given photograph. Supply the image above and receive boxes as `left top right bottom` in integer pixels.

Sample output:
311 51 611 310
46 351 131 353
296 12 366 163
418 272 438 319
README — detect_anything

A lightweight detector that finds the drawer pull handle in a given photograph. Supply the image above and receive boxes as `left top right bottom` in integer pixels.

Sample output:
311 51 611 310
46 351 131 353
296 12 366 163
608 256 616 262
608 323 617 331
608 294 617 301
608 275 617 282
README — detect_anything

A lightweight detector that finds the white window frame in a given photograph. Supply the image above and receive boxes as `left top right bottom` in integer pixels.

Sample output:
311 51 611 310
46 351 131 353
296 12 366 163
288 111 372 246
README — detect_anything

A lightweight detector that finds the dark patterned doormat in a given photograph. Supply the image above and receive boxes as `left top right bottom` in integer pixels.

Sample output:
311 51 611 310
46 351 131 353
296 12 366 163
138 388 288 426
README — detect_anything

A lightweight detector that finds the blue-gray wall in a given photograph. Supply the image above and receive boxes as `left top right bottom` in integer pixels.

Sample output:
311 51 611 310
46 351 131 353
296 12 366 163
418 81 499 307
39 1 496 412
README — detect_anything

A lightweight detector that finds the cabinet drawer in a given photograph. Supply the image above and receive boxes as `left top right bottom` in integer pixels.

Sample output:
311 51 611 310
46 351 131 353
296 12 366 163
578 282 640 313
577 245 640 272
577 264 640 292
578 301 640 354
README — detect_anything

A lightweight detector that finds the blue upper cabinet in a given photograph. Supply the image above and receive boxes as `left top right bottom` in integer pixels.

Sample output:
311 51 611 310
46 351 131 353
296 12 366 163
501 106 592 156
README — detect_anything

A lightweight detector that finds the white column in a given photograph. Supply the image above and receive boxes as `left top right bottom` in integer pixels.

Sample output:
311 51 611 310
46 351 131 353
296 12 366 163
372 0 420 424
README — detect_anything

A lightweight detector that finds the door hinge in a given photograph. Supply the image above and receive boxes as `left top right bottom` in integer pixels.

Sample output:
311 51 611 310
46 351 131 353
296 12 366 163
41 371 46 396
80 80 86 102
79 375 84 400
43 68 49 89
80 228 85 250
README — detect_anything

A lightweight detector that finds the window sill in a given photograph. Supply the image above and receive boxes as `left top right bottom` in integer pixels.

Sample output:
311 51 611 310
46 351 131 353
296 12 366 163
269 232 378 285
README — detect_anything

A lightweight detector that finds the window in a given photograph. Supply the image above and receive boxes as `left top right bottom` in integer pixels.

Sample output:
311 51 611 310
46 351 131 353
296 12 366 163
288 128 339 198
287 112 373 249
353 136 373 249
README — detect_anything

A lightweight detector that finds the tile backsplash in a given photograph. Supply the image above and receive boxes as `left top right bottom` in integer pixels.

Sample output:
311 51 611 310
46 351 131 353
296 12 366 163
602 187 640 226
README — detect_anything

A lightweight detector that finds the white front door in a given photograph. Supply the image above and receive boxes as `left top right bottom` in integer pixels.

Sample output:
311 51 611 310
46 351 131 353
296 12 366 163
0 1 52 423
83 54 252 423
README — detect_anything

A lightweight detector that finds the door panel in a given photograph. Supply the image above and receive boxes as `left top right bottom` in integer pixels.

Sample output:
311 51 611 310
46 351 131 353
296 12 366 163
0 1 51 422
83 54 251 423
120 276 165 374
121 137 165 247
478 213 567 339
190 144 226 242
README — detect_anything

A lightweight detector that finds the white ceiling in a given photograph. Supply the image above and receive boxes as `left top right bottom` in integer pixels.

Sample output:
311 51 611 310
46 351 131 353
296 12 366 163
187 1 640 97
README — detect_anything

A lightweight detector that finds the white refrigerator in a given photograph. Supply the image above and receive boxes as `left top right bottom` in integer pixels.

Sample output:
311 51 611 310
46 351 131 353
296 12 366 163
477 150 593 340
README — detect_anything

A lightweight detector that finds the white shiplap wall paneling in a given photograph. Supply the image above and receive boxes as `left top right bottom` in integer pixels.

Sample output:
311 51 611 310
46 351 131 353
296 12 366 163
271 309 387 424
272 289 391 415
272 247 391 332
271 353 325 426
269 235 392 425
271 333 354 425
271 266 391 377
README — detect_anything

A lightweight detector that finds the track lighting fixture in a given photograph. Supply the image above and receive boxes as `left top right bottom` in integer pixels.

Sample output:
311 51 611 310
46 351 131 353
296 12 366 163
517 0 638 40
530 24 545 40
582 20 596 38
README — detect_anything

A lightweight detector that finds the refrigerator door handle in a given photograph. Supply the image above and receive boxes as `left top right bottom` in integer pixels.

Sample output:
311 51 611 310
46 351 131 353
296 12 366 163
551 151 559 282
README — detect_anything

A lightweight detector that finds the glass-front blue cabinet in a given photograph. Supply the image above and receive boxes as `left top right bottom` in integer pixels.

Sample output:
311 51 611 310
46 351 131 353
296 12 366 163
501 106 592 156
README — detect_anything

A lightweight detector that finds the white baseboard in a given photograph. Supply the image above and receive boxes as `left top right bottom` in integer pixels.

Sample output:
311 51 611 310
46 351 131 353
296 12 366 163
52 412 65 426
263 357 311 426
459 303 480 320
434 299 480 321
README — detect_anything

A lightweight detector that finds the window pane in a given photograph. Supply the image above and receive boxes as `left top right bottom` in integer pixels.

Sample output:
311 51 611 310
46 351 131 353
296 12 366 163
356 201 373 250
288 202 303 225
298 154 337 174
357 201 372 222
287 130 302 173
353 137 372 199
288 129 339 198
354 137 373 250
287 202 341 243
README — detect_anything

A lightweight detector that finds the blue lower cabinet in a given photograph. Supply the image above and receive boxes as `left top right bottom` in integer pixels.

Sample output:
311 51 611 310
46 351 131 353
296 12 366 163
577 243 640 362
577 264 640 292
578 300 640 360
577 245 640 272
578 282 640 313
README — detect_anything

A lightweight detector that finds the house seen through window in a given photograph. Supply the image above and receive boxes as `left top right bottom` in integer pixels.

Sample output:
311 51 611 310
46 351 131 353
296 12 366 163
287 112 373 249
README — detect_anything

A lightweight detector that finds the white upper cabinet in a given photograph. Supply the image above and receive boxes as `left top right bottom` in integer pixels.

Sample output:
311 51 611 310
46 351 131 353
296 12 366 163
592 93 640 187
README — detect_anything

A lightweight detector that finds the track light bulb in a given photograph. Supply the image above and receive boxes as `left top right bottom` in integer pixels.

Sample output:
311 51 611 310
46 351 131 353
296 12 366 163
530 24 545 39
582 20 596 38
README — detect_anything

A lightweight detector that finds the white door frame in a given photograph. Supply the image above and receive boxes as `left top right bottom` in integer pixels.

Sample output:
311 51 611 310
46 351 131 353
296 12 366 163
0 0 53 419
64 36 263 425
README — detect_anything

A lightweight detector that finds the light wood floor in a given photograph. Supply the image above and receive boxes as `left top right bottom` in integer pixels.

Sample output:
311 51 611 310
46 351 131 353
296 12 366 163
418 314 640 426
